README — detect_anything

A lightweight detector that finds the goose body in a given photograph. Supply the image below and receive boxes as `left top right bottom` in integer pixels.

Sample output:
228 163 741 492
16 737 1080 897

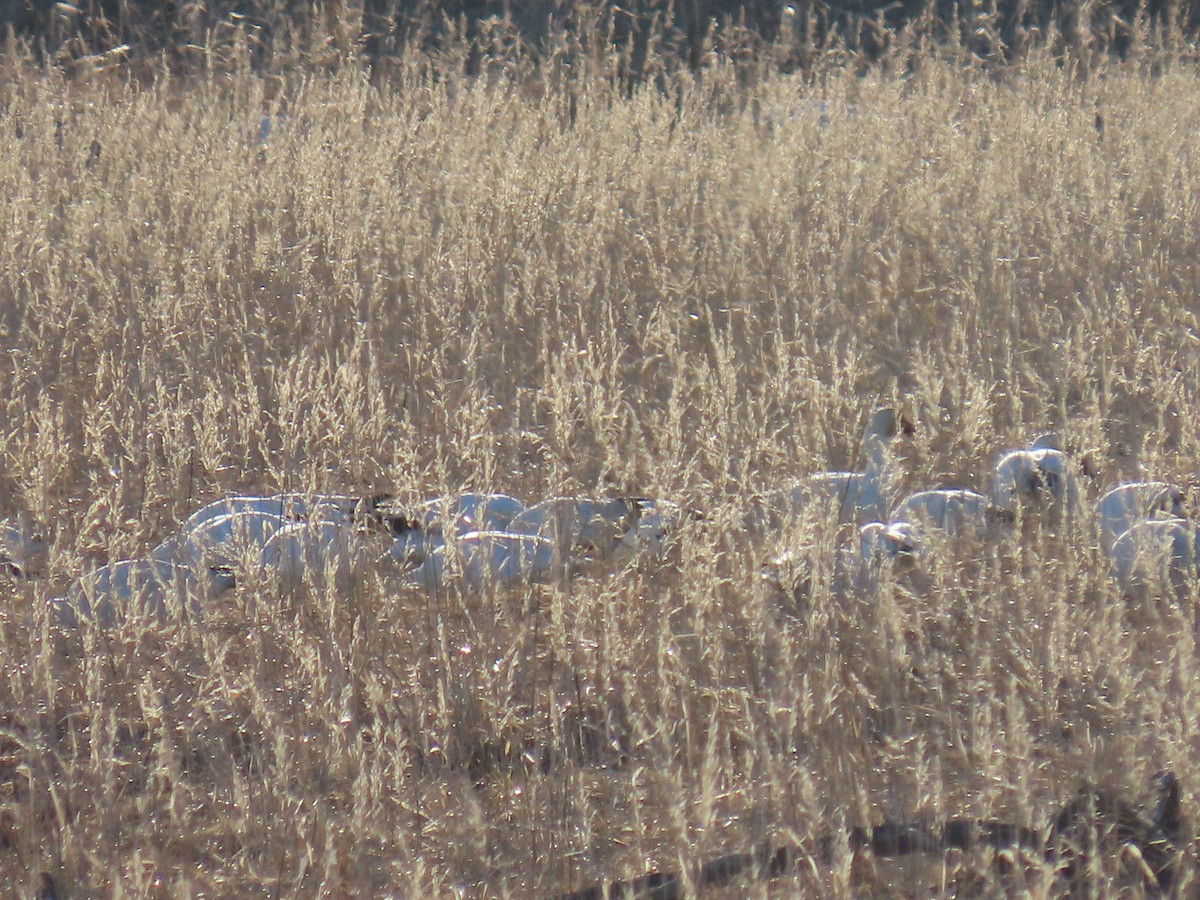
416 492 526 533
890 489 1001 540
798 471 885 523
852 521 926 592
1095 482 1186 554
179 493 358 537
859 521 923 562
992 448 1079 518
154 510 289 570
385 527 443 566
612 499 684 561
383 492 526 565
763 521 922 611
507 497 641 560
405 530 563 592
57 559 235 627
748 407 910 531
258 518 366 591
1108 518 1200 602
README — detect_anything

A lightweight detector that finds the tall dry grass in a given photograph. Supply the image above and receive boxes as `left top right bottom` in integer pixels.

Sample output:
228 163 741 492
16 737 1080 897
1 34 1200 896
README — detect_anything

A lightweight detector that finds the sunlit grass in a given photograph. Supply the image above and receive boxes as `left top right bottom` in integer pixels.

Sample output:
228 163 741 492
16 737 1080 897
0 35 1198 895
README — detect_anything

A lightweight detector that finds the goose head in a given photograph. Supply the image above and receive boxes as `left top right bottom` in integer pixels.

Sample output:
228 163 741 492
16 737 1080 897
859 521 922 563
860 409 914 495
1165 484 1188 518
863 407 916 443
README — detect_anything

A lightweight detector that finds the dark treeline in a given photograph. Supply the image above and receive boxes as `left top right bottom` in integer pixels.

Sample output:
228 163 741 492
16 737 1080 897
1 0 1197 74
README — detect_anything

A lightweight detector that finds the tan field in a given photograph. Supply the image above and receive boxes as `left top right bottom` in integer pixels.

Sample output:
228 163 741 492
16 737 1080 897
1 25 1200 897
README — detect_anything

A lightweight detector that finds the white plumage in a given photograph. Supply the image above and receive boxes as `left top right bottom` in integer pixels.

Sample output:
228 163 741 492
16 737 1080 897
1095 481 1186 554
889 488 1002 540
178 493 357 537
404 530 563 593
384 527 442 566
391 495 680 584
383 492 526 565
1029 433 1062 451
56 558 235 628
748 407 911 531
507 496 642 560
992 448 1079 518
258 517 367 592
1108 518 1200 602
762 520 923 611
416 492 526 532
154 510 289 570
612 499 684 561
858 521 923 562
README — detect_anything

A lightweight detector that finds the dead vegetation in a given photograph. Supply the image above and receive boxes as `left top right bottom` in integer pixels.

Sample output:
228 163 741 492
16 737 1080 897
1 24 1200 897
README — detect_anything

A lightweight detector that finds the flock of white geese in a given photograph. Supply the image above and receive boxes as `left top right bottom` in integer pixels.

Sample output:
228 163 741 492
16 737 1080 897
1 407 1198 630
0 490 682 629
755 408 1198 605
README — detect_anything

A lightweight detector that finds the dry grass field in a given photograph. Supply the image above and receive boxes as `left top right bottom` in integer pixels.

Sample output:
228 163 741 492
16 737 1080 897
2 27 1200 897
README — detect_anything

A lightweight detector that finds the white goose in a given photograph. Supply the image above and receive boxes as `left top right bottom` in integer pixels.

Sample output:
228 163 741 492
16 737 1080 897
763 521 922 609
611 499 685 562
416 492 525 532
1030 433 1062 451
748 407 912 531
1095 482 1187 555
177 492 382 538
404 530 564 593
384 492 525 565
890 435 1085 541
258 517 368 592
858 521 923 563
506 496 642 561
55 559 235 628
992 447 1080 519
1108 518 1200 602
153 509 290 570
889 488 1005 540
